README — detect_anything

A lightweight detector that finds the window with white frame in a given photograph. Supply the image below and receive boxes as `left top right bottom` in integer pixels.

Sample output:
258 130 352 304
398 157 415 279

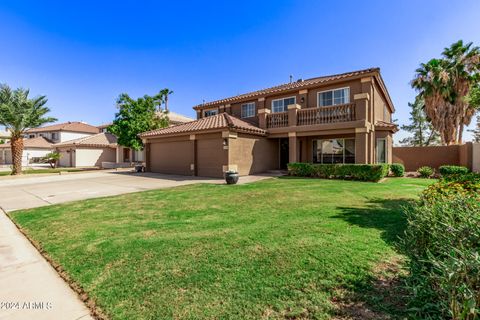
204 109 218 117
271 97 296 113
313 138 355 164
376 138 387 163
241 102 256 118
318 87 350 107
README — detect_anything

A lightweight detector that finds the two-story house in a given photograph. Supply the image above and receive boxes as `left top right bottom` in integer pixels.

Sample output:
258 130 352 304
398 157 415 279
140 68 397 178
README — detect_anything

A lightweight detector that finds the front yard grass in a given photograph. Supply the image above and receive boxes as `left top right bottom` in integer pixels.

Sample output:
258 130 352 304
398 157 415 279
10 177 433 319
0 167 91 176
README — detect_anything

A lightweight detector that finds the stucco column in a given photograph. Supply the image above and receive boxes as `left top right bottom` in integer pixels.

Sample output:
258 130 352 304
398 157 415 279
354 93 369 121
190 134 196 176
355 129 369 164
144 143 151 171
287 104 301 127
288 132 298 163
258 108 271 129
196 110 201 120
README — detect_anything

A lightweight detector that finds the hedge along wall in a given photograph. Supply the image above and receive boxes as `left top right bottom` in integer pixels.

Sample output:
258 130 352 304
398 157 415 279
287 163 389 182
392 143 473 171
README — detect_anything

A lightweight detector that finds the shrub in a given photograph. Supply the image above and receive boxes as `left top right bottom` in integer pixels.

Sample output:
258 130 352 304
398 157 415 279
417 166 434 178
390 163 405 177
402 177 480 319
287 163 389 182
439 165 469 176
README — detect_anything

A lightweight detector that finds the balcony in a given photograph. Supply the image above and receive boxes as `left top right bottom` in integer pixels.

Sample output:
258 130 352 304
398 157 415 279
264 103 356 129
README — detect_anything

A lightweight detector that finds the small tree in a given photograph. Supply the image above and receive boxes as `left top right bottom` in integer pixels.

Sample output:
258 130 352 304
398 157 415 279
400 96 440 146
0 139 4 144
0 85 56 175
466 86 480 142
43 151 61 169
108 90 171 151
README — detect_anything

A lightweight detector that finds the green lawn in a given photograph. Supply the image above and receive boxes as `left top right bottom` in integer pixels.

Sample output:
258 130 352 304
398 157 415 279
10 177 433 319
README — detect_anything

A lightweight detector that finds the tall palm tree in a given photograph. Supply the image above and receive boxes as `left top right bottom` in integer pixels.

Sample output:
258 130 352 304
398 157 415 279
412 58 457 144
441 40 480 143
412 40 480 145
0 85 56 175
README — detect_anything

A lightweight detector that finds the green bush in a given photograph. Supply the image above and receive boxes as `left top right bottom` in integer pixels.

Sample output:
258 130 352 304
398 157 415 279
402 176 480 319
439 165 469 176
390 163 405 177
417 166 434 178
287 163 389 182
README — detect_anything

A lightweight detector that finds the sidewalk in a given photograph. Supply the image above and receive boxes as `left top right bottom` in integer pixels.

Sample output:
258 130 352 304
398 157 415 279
0 209 94 320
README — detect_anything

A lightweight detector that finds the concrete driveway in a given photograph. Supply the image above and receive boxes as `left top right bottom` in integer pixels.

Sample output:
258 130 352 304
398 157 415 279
0 170 272 212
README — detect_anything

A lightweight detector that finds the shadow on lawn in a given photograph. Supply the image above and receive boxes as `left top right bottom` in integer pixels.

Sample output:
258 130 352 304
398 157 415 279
334 198 414 247
330 198 415 319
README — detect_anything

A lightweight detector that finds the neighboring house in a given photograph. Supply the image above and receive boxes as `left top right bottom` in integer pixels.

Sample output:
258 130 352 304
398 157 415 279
25 121 100 143
55 132 117 167
98 110 194 164
140 68 398 178
0 137 52 166
0 129 10 144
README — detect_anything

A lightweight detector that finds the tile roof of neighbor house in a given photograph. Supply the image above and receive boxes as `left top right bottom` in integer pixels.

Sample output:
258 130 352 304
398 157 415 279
140 113 266 137
97 111 194 130
26 122 100 134
194 68 388 109
375 120 399 132
0 136 53 149
54 132 118 148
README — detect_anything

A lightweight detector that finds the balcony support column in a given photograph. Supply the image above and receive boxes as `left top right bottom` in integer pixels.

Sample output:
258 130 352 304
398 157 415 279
354 93 370 121
355 128 373 164
287 104 301 127
258 108 270 129
288 132 298 163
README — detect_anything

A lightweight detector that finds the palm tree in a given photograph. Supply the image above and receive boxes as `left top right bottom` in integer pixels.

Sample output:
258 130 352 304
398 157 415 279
412 40 480 145
0 85 56 175
411 58 457 144
442 40 480 143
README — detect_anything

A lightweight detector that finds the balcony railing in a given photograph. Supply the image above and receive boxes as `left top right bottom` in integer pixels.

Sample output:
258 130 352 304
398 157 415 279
297 103 355 126
266 111 288 128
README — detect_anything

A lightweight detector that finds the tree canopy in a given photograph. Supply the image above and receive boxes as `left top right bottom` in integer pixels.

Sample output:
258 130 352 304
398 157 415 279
108 90 171 150
411 40 480 145
400 96 440 146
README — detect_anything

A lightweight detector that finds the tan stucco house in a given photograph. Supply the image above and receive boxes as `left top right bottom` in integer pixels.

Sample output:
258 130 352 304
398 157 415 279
0 137 53 166
55 132 117 167
140 68 397 178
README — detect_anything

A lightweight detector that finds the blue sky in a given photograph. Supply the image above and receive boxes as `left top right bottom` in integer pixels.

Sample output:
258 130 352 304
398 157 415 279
1 0 479 142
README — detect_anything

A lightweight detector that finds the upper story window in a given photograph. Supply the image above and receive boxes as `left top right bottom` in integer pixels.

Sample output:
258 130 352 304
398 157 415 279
318 87 350 107
204 109 218 117
272 97 295 113
241 102 256 118
51 132 58 141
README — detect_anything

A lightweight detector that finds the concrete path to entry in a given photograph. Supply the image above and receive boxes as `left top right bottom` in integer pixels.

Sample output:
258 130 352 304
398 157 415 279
0 170 275 212
0 170 276 320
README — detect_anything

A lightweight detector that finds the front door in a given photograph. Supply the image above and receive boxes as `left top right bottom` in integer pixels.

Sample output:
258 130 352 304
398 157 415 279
279 138 289 169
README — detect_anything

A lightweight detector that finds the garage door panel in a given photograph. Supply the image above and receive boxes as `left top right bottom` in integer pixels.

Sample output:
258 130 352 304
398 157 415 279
197 139 224 178
150 141 192 175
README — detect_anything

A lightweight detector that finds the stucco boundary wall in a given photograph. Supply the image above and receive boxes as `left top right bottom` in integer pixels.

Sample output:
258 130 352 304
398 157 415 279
392 142 478 172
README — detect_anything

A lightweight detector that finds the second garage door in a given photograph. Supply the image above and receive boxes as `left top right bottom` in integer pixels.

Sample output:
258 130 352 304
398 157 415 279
150 140 192 175
197 138 224 177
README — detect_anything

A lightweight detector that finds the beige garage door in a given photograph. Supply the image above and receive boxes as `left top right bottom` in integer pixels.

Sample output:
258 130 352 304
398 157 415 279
150 141 192 175
197 138 224 178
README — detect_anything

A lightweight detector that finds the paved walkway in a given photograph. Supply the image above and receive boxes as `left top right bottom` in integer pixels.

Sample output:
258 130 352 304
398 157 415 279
0 209 94 320
0 171 277 319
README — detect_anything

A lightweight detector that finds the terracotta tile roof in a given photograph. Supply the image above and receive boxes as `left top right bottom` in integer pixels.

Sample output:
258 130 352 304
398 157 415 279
26 122 100 134
54 132 118 148
375 120 399 132
140 113 266 137
0 136 52 149
194 68 380 109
